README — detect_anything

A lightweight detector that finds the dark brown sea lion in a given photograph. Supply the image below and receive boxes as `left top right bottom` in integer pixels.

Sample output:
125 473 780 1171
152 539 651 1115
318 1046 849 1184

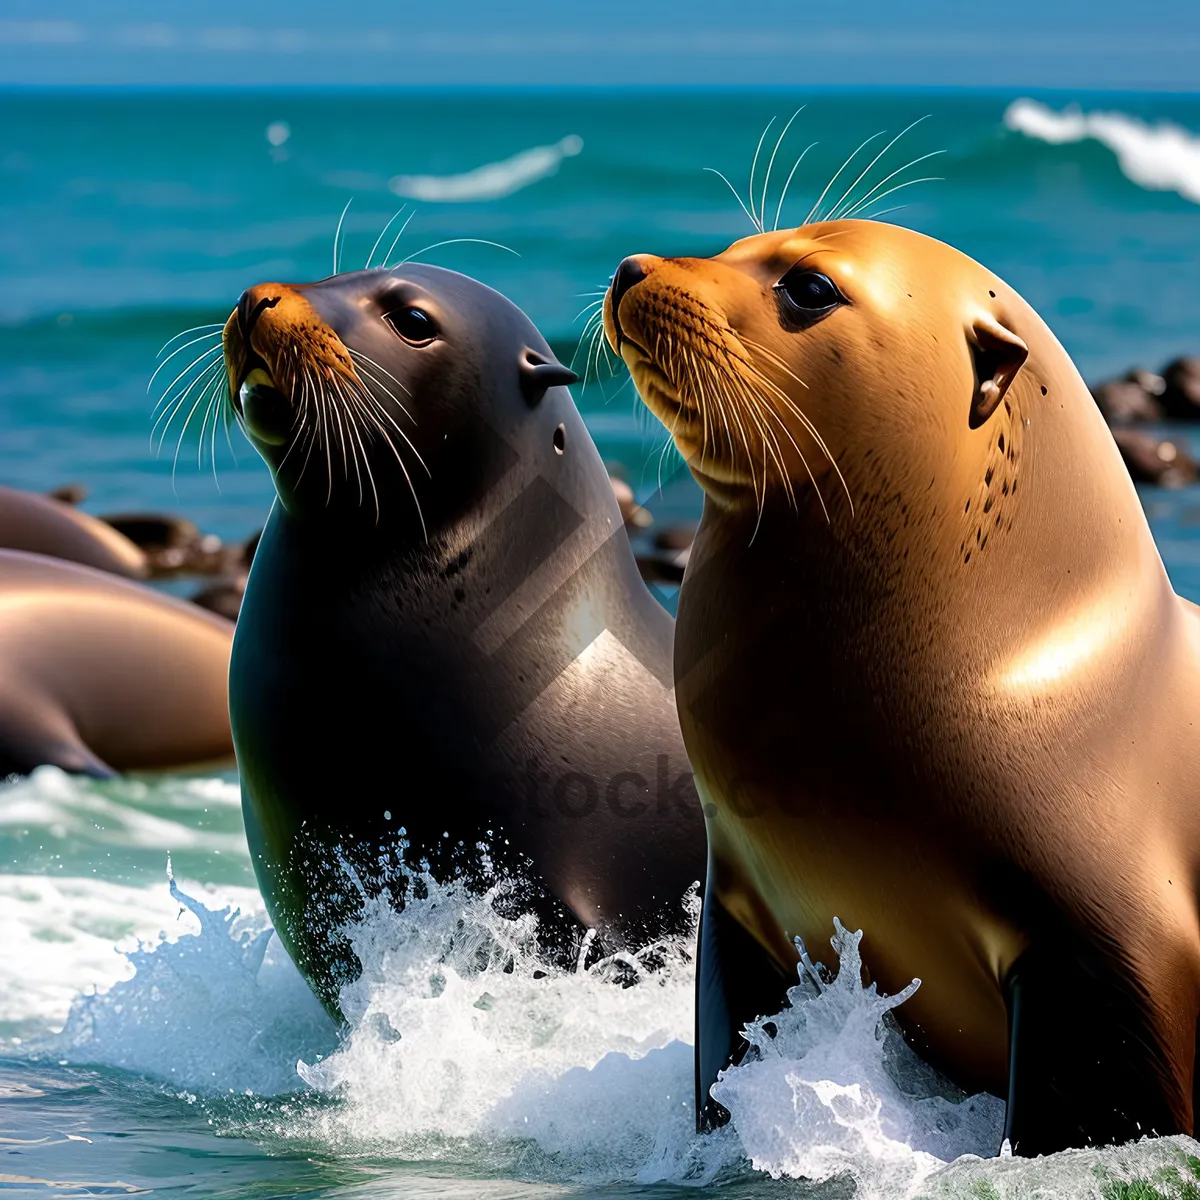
605 219 1200 1155
0 549 234 777
219 266 705 1017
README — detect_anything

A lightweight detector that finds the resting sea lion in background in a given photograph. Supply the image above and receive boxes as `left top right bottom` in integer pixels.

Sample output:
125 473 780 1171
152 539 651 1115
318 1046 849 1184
221 266 704 1017
0 550 233 777
0 485 147 578
605 219 1200 1155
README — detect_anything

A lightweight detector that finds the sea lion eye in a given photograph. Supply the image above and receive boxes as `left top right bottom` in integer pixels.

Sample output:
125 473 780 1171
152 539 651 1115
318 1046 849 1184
384 306 437 346
774 270 845 325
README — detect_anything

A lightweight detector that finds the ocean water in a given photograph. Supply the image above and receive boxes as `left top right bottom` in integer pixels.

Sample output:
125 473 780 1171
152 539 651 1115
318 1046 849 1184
4 88 1200 1198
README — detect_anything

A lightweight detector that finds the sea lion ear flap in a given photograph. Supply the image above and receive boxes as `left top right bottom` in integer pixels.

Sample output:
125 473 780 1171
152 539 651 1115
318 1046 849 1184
519 348 578 407
968 312 1028 428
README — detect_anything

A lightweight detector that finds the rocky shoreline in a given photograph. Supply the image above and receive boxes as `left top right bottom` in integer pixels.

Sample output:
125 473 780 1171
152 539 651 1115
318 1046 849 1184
1092 356 1200 488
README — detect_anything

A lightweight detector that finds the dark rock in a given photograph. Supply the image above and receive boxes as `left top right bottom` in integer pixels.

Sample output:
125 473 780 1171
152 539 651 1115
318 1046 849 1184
1112 428 1198 488
191 576 247 622
99 512 199 551
241 528 262 567
1091 375 1164 424
46 483 87 505
97 512 245 578
1160 358 1200 421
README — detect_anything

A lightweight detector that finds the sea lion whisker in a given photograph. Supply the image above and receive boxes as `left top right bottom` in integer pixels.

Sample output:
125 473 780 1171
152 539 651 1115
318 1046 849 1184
151 356 225 452
739 336 811 389
352 376 432 481
326 375 353 486
155 323 223 358
196 371 219 473
743 380 826 524
719 375 767 529
289 374 321 488
394 238 520 266
740 358 850 518
588 316 620 395
350 363 427 457
826 115 930 222
351 388 429 541
736 372 810 516
804 130 887 224
746 117 776 234
341 387 382 522
220 386 241 465
329 376 366 507
574 308 604 384
276 373 314 477
721 377 761 508
702 167 761 233
379 209 418 269
147 331 223 393
574 297 607 320
735 369 798 507
347 347 414 400
840 175 944 221
365 206 409 270
760 107 805 232
772 141 819 232
198 375 225 489
858 203 910 221
317 375 336 507
333 197 353 275
838 150 946 218
150 344 225 418
724 369 792 511
170 362 226 488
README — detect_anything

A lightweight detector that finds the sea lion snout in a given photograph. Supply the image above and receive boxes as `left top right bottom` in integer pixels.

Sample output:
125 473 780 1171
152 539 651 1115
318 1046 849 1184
604 254 660 356
222 283 362 450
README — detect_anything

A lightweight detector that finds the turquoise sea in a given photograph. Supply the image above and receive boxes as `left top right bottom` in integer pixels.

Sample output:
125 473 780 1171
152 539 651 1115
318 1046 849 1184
3 88 1200 1198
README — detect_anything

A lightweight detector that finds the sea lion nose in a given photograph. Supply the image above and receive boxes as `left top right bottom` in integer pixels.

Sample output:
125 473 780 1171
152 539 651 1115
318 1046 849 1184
610 256 649 318
237 287 282 343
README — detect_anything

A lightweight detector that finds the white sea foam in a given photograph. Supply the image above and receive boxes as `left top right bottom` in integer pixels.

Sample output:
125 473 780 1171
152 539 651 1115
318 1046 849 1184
0 765 243 853
1005 98 1200 205
28 867 1032 1196
8 844 1199 1196
46 876 335 1096
388 136 583 202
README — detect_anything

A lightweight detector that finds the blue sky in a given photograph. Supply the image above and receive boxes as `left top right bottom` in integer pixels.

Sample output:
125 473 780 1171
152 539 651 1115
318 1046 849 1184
2 0 1199 89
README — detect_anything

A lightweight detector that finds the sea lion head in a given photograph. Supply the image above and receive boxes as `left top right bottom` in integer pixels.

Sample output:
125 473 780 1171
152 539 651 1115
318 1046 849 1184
222 266 577 535
603 220 1035 539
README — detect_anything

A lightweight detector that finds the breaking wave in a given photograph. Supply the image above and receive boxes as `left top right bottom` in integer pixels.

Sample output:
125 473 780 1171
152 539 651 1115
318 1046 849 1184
388 135 583 202
1005 98 1200 205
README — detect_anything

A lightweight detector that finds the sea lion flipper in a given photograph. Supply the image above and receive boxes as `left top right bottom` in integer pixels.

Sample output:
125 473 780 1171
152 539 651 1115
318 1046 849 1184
1003 939 1189 1155
695 871 789 1131
0 691 117 779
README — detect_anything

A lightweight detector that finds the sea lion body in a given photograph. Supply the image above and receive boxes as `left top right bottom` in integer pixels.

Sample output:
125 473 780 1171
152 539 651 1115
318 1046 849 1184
606 220 1200 1154
0 549 234 776
222 267 704 1014
0 485 148 578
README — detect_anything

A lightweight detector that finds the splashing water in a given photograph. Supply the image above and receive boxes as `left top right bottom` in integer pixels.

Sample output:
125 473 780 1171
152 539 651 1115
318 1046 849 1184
22 856 1042 1197
712 920 1003 1195
3 762 1196 1200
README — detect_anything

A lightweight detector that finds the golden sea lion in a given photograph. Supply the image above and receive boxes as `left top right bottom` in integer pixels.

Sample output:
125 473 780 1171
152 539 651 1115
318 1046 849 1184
604 220 1200 1155
0 550 234 777
0 485 148 578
